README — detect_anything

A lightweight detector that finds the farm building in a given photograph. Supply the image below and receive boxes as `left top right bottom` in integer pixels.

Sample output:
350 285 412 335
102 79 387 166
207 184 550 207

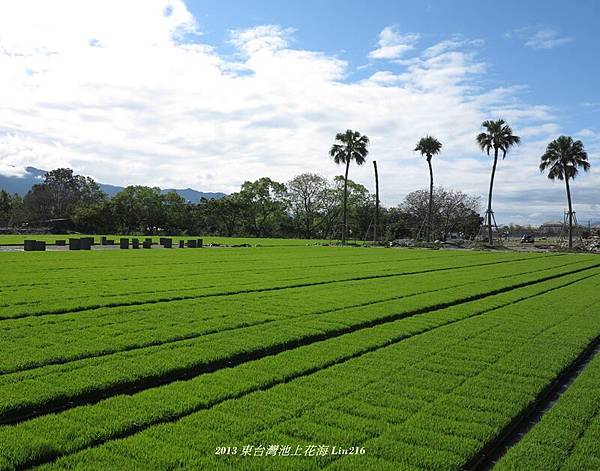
538 220 563 236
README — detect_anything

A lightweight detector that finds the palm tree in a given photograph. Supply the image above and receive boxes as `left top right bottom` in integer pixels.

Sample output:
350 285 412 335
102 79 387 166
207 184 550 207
414 136 442 242
476 119 520 244
329 129 369 244
540 136 590 248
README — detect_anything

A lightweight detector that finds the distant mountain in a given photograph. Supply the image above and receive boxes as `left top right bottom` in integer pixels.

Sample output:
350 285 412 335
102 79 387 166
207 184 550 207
0 166 46 195
0 166 226 203
161 188 226 203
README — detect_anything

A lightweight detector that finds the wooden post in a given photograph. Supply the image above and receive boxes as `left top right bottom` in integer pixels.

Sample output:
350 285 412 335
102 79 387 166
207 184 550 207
373 160 380 244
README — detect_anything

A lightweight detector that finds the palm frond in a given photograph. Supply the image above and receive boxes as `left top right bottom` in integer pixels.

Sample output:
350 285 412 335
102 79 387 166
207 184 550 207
539 135 591 182
415 135 443 159
330 129 370 167
477 119 520 159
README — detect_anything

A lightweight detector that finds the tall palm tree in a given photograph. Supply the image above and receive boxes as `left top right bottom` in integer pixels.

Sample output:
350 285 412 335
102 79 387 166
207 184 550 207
414 136 442 242
539 136 590 248
476 119 520 244
329 129 369 244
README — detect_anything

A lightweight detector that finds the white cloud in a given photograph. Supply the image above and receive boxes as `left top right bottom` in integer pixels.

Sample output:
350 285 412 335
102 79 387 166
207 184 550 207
423 37 484 58
582 102 600 109
0 2 597 223
525 29 573 49
0 133 69 175
229 25 293 56
368 26 419 60
506 27 574 50
575 129 596 138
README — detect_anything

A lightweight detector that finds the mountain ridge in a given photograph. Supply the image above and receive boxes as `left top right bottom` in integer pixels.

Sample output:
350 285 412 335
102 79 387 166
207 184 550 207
0 166 226 203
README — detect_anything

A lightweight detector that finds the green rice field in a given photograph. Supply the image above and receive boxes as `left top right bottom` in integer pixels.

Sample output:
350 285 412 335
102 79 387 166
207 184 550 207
0 234 332 247
1 244 599 470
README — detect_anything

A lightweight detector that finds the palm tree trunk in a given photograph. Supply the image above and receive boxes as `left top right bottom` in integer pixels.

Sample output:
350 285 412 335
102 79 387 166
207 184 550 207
427 156 434 243
565 175 574 248
342 159 350 245
486 148 499 244
373 160 379 243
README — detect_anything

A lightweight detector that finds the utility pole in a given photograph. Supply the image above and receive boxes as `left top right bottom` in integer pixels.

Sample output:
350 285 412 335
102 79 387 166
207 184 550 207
373 160 380 244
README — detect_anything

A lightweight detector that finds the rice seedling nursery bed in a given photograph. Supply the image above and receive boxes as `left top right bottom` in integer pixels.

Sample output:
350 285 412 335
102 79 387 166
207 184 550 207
1 243 599 470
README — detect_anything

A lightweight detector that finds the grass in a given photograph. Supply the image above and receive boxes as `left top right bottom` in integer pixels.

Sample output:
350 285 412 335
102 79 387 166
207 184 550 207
494 341 600 470
0 234 338 246
0 242 599 470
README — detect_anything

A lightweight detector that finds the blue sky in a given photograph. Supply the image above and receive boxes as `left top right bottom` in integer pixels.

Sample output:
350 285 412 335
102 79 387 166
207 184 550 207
0 0 598 224
190 0 599 129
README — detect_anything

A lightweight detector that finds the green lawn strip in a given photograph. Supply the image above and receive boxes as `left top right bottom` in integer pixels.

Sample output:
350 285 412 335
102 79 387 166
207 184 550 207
0 255 582 374
37 277 600 470
0 246 470 289
0 247 451 285
328 306 600 470
0 272 594 469
29 316 495 471
0 250 539 319
1 261 596 423
560 419 600 471
0 234 342 246
0 297 489 469
263 296 600 471
493 347 600 471
0 249 414 296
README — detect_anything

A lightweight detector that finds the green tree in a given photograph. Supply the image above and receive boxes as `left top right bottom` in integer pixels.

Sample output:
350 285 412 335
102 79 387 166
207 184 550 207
111 186 163 233
8 194 25 227
414 136 442 242
0 190 12 226
287 173 329 239
539 136 590 248
331 176 374 241
24 168 106 221
23 184 53 222
201 195 245 237
72 201 114 234
238 178 288 237
476 120 520 244
161 192 188 234
384 206 415 240
329 129 369 244
316 184 342 239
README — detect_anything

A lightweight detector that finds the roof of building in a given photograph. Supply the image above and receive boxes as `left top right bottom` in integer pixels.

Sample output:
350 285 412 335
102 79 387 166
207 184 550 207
540 221 563 227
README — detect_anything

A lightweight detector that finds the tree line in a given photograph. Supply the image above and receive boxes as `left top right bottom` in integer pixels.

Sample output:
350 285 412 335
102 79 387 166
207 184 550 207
0 168 481 240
